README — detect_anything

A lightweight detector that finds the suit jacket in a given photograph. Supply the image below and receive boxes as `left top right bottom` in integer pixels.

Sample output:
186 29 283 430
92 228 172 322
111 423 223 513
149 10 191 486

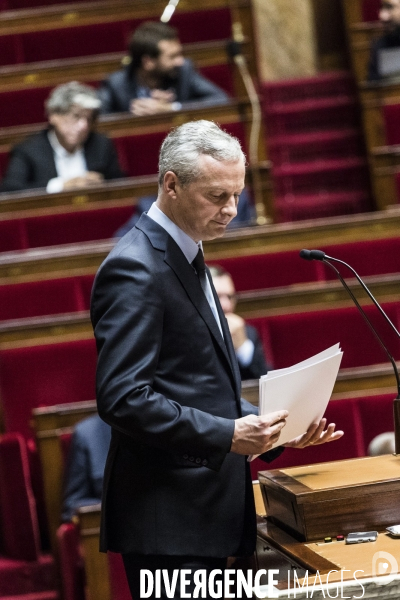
368 29 400 81
91 214 282 557
62 414 111 522
239 324 272 381
98 59 229 114
0 129 124 193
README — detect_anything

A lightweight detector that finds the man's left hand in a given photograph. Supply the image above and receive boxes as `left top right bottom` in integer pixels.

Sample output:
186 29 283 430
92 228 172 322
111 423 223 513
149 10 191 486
283 418 344 449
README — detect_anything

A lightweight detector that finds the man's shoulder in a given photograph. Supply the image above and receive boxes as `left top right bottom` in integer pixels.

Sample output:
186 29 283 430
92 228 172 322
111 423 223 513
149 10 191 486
106 68 130 87
13 129 49 153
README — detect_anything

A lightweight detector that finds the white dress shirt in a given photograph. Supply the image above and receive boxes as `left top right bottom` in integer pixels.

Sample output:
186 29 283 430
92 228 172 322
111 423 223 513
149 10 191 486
46 130 87 193
147 203 223 336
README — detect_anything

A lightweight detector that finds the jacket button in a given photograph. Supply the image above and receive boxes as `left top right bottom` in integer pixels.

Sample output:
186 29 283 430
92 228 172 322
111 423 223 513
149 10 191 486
183 454 189 460
195 458 201 464
202 459 208 466
189 456 194 462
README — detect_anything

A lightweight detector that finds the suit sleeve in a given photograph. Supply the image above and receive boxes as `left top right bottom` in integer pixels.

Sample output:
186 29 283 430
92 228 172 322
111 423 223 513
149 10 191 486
62 428 100 522
0 145 43 192
184 62 230 106
91 254 235 472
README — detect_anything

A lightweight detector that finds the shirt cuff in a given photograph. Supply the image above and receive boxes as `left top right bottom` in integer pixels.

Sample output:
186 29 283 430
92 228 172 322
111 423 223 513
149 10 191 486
236 339 254 367
46 177 64 194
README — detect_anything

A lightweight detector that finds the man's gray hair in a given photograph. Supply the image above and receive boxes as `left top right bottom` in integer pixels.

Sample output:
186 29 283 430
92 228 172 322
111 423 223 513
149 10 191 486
45 81 101 115
158 120 246 186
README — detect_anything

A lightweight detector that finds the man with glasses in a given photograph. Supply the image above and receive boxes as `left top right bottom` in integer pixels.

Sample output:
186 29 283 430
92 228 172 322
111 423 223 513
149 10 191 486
0 81 124 193
368 0 400 80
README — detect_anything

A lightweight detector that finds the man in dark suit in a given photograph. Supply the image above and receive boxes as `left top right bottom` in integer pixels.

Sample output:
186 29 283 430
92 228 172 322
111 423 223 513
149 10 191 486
62 414 111 522
0 81 124 193
97 21 229 115
368 0 400 80
91 120 343 599
210 265 272 380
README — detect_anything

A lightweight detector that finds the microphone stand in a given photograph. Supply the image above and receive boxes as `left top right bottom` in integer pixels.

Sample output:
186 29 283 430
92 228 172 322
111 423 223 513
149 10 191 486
300 248 400 455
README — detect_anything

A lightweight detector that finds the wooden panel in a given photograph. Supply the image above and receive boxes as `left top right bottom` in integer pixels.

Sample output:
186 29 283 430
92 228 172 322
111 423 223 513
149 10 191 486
4 206 400 283
259 455 400 541
0 0 236 35
0 40 242 91
2 274 400 345
78 505 111 600
32 401 97 553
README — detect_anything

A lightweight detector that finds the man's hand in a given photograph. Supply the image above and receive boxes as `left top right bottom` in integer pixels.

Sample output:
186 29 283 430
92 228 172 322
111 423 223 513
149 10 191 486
231 411 288 455
130 91 176 116
63 172 104 190
284 418 344 449
225 313 248 350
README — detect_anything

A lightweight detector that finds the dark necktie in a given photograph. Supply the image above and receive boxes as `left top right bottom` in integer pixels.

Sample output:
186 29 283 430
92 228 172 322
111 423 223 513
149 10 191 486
192 249 207 291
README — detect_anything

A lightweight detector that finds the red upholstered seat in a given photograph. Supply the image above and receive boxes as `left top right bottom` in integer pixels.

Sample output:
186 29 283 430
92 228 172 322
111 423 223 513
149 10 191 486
0 339 97 439
0 218 27 252
57 523 85 600
356 393 395 454
247 301 400 370
0 434 58 598
383 103 400 146
25 205 133 248
0 87 50 127
0 278 84 321
108 552 131 600
208 251 326 292
362 0 381 21
0 34 23 66
0 433 41 560
198 64 235 96
0 148 9 177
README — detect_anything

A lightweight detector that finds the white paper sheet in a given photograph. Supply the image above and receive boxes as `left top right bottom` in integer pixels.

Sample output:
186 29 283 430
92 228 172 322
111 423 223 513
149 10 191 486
252 344 343 457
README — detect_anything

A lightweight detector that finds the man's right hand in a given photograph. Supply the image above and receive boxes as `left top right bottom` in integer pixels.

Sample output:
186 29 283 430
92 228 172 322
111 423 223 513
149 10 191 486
231 411 288 455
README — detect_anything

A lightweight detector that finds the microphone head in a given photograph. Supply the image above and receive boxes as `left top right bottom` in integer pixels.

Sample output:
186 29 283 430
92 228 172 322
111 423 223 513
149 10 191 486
299 249 312 260
299 249 326 261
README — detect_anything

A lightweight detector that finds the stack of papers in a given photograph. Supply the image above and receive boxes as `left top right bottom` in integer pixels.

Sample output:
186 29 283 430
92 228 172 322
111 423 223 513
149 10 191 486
258 343 343 450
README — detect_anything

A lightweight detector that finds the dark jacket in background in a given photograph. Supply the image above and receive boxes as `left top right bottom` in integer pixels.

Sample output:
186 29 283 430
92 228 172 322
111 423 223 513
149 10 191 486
0 129 124 193
368 29 400 80
98 58 229 114
239 324 272 381
62 414 111 522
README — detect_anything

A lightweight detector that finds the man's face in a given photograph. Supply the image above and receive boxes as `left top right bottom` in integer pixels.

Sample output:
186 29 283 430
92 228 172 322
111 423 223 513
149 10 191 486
151 39 185 80
49 104 95 152
380 0 400 30
212 274 237 314
163 154 246 242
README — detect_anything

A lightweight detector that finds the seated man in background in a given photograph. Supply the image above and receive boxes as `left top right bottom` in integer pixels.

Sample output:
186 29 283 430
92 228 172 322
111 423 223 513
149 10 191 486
62 414 111 522
210 265 272 380
368 0 400 80
98 21 229 115
0 81 124 193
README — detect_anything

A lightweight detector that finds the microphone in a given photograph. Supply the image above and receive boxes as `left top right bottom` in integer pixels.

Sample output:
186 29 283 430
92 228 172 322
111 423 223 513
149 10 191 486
300 248 400 454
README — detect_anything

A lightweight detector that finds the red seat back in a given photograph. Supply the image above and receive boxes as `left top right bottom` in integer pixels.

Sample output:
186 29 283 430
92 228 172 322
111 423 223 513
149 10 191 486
0 433 41 560
57 523 85 600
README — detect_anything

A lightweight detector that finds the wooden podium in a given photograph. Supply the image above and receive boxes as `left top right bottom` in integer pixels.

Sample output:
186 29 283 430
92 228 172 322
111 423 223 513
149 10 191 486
258 455 400 542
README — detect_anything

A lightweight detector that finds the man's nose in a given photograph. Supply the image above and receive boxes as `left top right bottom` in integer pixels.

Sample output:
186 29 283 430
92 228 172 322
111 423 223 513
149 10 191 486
380 8 391 21
221 195 238 217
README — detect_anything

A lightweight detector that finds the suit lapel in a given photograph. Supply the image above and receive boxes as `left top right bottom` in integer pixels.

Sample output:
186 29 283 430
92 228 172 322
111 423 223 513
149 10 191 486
136 215 235 381
164 237 233 368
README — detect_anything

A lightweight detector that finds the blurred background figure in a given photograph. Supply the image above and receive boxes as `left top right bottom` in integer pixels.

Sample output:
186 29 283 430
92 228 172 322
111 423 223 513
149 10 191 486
62 414 111 522
210 265 272 380
98 21 229 115
368 431 395 455
368 0 400 80
0 81 124 193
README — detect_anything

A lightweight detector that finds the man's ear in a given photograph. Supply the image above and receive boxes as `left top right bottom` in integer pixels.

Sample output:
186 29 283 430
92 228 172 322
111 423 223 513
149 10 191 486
163 171 179 198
